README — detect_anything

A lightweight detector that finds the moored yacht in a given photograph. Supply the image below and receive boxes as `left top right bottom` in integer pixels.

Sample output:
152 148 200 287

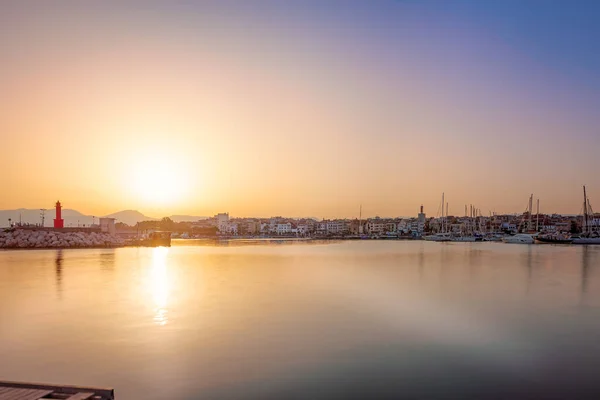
572 234 600 244
423 232 452 242
536 233 572 244
502 233 536 244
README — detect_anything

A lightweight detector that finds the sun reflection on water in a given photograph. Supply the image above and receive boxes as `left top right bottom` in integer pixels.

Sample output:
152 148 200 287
151 247 170 326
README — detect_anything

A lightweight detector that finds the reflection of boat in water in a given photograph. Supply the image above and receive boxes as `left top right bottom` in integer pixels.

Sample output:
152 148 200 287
127 231 172 247
502 234 536 244
536 233 573 244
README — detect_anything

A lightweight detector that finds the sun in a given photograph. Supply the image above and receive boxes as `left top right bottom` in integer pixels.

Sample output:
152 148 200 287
130 159 188 206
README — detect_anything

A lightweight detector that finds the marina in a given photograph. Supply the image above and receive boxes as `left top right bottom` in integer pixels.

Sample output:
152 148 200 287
3 1 600 398
2 186 600 249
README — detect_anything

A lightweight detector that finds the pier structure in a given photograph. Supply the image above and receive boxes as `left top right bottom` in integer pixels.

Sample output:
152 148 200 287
0 380 114 400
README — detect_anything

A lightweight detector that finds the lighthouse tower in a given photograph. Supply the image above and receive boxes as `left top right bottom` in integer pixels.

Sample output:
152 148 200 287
54 201 64 228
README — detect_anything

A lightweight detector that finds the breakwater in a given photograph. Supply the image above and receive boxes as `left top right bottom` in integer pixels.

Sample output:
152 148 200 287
0 229 124 249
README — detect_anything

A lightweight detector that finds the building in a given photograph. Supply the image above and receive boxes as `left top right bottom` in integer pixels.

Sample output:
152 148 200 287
326 220 348 234
385 222 397 233
316 220 328 235
215 213 229 232
297 224 309 236
365 218 385 235
99 218 116 235
349 219 362 234
418 205 426 224
276 223 292 235
246 220 261 235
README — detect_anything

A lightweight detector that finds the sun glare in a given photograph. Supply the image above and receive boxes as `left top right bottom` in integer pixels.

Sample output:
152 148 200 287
130 158 188 206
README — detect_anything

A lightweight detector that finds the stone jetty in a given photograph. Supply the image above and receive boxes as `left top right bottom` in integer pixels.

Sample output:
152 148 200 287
0 229 124 249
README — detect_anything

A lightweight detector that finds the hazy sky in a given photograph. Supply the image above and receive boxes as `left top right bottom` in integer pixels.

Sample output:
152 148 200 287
1 1 599 218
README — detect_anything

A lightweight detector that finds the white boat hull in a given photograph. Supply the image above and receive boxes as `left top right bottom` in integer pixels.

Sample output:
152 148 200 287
502 234 535 244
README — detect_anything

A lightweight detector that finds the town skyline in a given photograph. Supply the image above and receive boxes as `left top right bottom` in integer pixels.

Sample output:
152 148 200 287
0 188 593 228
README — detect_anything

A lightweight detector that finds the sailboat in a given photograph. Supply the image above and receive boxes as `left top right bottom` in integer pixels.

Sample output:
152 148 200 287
451 204 483 242
424 193 451 242
502 194 537 244
534 199 572 243
573 186 600 244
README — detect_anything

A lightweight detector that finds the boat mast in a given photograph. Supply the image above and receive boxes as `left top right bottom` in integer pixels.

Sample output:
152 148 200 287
446 202 449 233
588 199 594 234
536 199 540 232
359 204 362 235
528 194 533 232
441 192 445 234
583 186 588 235
470 204 473 234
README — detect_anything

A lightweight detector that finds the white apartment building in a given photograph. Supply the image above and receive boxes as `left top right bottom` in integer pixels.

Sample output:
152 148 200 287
215 213 229 232
385 222 396 233
297 224 309 236
326 220 348 234
317 221 328 234
365 219 385 234
276 223 292 235
410 220 425 233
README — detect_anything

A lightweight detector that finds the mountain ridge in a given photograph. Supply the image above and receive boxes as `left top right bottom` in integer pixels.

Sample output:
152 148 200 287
0 208 208 227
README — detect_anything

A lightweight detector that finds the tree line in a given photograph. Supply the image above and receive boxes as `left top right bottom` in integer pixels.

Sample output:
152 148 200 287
116 218 218 236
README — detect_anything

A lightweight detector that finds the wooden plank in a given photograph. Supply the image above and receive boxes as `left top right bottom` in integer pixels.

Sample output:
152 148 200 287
9 389 53 400
0 388 26 400
0 388 43 400
0 382 113 400
65 393 94 400
0 388 20 399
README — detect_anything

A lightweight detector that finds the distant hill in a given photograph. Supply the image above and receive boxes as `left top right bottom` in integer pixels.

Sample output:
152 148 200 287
0 208 209 228
0 208 96 227
169 215 209 223
103 210 158 226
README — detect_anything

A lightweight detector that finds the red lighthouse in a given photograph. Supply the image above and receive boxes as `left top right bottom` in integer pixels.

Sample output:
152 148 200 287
54 201 64 228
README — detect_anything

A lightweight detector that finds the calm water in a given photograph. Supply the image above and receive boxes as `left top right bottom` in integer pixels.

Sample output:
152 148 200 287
1 240 600 399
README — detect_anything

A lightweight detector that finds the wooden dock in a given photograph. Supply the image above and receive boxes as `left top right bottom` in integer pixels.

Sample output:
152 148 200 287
0 381 114 400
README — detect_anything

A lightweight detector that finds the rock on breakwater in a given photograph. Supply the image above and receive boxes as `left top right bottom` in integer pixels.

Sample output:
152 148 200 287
0 229 124 249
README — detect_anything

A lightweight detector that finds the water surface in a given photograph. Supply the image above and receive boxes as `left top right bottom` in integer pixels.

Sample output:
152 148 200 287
1 241 599 399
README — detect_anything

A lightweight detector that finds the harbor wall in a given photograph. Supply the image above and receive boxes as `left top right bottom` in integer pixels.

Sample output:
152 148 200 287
0 229 124 249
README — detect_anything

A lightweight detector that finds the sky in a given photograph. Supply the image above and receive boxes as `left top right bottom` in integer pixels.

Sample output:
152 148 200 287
1 0 599 219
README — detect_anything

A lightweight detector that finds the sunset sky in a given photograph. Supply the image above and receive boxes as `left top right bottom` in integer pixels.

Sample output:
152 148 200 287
1 1 599 219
